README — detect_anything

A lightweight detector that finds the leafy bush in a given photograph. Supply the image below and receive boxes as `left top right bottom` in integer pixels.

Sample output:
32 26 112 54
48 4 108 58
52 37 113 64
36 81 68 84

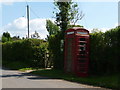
2 32 11 43
48 32 64 70
90 26 120 75
2 39 48 69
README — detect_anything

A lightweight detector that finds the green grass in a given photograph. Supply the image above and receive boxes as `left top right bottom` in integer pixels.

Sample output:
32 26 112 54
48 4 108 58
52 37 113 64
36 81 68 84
19 68 37 72
30 69 119 89
2 61 31 70
3 61 119 89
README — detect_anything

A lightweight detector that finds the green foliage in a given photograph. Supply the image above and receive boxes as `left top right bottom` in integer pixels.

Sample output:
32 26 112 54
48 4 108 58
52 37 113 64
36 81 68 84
2 36 8 43
2 39 48 69
31 31 40 39
68 24 83 28
48 34 63 69
31 69 119 89
2 61 30 70
46 19 63 69
2 32 11 43
19 68 37 72
51 1 81 70
3 32 11 38
46 20 60 36
32 42 48 68
90 26 120 75
11 36 21 41
54 1 80 38
54 2 72 32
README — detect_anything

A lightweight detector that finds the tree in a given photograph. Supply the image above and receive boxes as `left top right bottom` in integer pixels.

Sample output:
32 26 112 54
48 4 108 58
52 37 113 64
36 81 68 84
11 36 21 41
2 32 11 43
46 20 60 68
51 0 84 69
52 1 82 69
31 31 40 39
54 0 84 37
54 1 71 37
3 32 11 38
2 36 8 43
68 24 83 29
70 6 84 25
46 20 60 36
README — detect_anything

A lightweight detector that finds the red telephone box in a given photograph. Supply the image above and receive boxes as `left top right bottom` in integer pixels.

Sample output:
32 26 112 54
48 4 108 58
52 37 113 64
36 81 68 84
64 27 90 77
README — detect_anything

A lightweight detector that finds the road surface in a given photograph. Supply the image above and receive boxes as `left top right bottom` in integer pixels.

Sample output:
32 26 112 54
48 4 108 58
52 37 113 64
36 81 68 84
1 68 106 89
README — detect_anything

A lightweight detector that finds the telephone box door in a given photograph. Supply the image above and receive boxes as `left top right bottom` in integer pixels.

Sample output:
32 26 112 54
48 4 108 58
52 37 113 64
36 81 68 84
64 37 74 73
75 36 89 76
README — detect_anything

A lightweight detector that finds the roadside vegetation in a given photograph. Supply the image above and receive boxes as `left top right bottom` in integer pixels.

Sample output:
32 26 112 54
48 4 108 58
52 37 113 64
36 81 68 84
30 69 119 89
2 39 49 69
1 1 119 89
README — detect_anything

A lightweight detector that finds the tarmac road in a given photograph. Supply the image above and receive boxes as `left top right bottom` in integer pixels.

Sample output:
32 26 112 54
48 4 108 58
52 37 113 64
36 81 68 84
1 68 106 89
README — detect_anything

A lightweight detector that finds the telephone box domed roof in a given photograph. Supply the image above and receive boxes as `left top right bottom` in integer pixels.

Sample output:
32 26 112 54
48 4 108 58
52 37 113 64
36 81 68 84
66 27 89 33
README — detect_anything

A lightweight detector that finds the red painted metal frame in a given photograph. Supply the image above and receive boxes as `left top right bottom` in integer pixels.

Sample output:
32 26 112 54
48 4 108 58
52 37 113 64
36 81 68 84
64 27 90 77
75 36 90 77
64 30 75 73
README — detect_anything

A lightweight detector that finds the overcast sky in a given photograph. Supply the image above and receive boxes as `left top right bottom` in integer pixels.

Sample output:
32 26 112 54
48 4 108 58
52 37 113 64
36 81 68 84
0 1 118 39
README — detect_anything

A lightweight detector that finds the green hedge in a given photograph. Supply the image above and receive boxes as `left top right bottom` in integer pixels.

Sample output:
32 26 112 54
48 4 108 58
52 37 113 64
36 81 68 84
90 26 120 75
2 39 48 69
48 33 64 70
48 26 120 74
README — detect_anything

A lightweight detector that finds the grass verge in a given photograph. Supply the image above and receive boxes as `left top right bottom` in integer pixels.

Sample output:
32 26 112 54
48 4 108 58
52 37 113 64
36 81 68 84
2 61 37 70
3 61 119 89
3 61 29 70
30 69 119 89
19 68 38 72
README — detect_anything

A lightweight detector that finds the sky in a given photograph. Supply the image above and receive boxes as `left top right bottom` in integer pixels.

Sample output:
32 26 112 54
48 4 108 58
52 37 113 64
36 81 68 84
0 1 118 39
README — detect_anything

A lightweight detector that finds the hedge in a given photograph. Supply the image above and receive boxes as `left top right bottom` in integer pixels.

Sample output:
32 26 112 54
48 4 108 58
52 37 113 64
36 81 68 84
2 26 120 75
2 39 48 68
89 26 120 75
47 33 64 70
47 26 120 75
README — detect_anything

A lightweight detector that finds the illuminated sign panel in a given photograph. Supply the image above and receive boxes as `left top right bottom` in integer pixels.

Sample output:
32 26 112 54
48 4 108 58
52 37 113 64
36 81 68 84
77 32 88 34
67 32 74 35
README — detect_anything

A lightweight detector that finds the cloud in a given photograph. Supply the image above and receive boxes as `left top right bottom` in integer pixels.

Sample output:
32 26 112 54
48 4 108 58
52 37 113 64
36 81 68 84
1 2 13 6
1 16 118 39
86 22 118 33
100 23 118 32
2 17 52 39
0 0 16 5
100 28 110 32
